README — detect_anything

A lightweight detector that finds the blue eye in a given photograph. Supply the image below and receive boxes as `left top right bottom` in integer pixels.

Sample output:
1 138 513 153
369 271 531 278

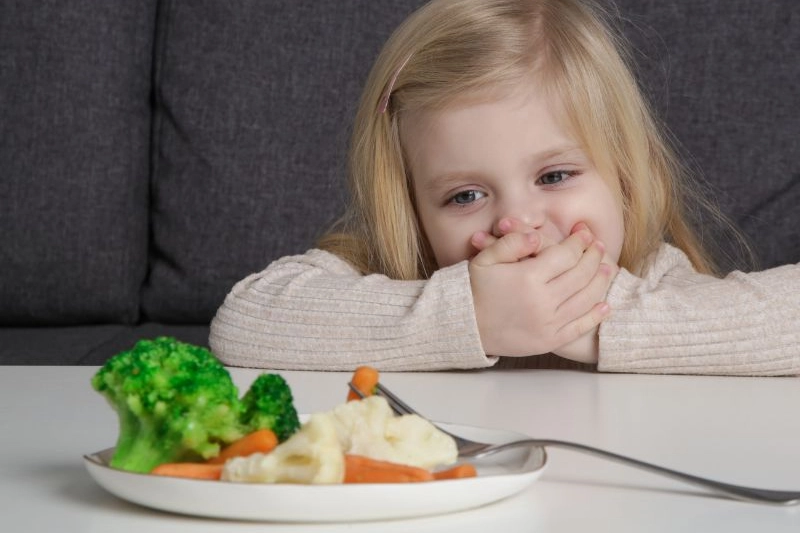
537 170 578 186
450 190 486 205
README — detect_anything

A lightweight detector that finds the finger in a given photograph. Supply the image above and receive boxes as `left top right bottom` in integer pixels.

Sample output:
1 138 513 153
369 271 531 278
472 229 556 252
497 218 558 249
555 301 611 344
554 260 616 321
549 240 606 297
471 231 543 267
496 217 530 235
470 231 498 252
534 229 595 280
570 221 590 235
473 223 558 252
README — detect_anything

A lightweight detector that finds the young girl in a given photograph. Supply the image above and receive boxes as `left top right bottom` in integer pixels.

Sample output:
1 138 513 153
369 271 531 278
209 0 799 376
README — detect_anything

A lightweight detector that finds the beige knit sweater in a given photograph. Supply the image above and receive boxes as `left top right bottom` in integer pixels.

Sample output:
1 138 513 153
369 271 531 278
209 244 800 376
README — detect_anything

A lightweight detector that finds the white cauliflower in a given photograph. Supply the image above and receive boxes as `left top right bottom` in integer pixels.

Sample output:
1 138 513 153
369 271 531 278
221 413 344 484
330 396 457 469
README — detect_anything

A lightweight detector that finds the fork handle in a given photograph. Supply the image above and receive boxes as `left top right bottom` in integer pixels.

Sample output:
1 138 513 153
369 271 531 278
484 439 800 505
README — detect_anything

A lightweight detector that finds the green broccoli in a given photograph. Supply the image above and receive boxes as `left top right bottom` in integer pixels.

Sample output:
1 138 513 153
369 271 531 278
240 373 300 442
91 336 300 473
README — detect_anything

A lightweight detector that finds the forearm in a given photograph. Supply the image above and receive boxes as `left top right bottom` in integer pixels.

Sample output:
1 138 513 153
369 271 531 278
209 249 493 371
598 245 800 376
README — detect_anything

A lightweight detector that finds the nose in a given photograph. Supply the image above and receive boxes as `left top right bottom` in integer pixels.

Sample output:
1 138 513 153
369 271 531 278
490 193 546 237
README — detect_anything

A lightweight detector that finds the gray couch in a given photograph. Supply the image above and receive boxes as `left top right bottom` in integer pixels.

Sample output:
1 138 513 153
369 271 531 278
2 0 798 365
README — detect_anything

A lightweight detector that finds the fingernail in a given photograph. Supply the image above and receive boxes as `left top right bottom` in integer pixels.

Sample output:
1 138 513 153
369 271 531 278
600 263 611 275
498 218 512 232
571 222 589 234
599 303 611 315
595 240 606 253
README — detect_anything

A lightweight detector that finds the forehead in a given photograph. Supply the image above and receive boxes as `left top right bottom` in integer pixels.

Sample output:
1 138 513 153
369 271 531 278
399 84 579 178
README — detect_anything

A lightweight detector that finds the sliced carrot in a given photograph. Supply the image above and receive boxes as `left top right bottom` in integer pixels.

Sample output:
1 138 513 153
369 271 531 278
433 463 478 480
151 462 224 480
207 429 278 464
344 454 434 483
347 365 380 401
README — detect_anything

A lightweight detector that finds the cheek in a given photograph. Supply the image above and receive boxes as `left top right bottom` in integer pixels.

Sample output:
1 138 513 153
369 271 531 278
603 212 625 263
426 223 475 267
419 213 479 268
590 194 625 263
555 188 624 262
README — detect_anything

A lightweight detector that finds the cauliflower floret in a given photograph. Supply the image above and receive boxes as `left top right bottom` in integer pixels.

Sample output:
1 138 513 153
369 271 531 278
330 396 457 469
221 413 344 484
330 394 395 451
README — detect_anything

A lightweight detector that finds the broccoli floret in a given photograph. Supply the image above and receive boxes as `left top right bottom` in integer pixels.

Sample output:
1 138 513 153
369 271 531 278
91 337 244 473
91 337 301 473
240 373 301 442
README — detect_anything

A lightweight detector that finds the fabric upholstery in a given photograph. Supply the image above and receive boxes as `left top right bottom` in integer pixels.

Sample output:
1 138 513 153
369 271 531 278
0 0 155 324
615 0 800 270
142 0 425 321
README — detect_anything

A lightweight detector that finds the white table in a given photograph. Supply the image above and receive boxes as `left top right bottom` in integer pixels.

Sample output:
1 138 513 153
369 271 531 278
2 366 799 532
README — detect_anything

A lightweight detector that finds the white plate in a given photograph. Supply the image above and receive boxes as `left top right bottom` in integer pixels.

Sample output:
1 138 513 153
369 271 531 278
84 421 546 523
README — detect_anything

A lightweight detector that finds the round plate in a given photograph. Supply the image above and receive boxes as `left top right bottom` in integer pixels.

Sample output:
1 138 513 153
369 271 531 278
84 421 546 522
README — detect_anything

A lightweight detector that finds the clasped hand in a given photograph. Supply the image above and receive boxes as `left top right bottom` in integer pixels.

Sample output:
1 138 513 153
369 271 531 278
468 219 619 364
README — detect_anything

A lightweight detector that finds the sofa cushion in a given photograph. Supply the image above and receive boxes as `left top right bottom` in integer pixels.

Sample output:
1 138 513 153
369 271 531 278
143 0 427 323
616 0 800 269
0 0 155 325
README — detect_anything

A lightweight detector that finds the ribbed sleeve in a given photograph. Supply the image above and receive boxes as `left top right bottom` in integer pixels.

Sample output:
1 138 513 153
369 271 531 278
209 249 493 370
599 244 800 376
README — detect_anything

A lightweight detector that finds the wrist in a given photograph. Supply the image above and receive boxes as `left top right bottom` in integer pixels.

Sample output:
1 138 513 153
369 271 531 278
552 328 599 364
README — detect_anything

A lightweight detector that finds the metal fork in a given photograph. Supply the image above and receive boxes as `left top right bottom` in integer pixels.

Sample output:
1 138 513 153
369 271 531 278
348 381 800 505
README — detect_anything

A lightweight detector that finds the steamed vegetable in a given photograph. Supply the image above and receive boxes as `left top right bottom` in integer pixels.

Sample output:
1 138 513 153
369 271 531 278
207 429 278 465
91 337 299 473
346 366 380 401
151 462 224 480
240 374 300 442
331 396 458 469
432 463 477 480
344 454 434 483
222 414 345 484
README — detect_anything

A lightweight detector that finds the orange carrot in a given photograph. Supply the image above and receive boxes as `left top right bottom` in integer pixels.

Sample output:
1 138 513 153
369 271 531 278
151 462 224 480
347 365 380 401
207 429 278 464
433 463 478 480
344 454 434 483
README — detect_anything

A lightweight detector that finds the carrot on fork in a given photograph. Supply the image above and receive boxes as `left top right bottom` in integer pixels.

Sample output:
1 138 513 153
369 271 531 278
207 429 278 464
151 462 224 480
344 454 434 483
347 365 380 401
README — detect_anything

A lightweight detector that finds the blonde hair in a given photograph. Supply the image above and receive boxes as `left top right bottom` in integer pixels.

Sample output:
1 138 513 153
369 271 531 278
319 0 743 279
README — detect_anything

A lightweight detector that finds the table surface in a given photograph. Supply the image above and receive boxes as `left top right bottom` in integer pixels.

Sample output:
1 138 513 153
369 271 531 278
2 365 799 532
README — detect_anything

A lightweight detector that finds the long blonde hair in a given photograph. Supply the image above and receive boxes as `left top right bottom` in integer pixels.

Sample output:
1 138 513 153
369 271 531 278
319 0 741 279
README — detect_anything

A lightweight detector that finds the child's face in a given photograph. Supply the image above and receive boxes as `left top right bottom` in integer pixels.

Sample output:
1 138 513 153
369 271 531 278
401 85 625 268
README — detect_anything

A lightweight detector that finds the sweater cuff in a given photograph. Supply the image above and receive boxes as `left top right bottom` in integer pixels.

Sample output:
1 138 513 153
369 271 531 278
415 260 497 370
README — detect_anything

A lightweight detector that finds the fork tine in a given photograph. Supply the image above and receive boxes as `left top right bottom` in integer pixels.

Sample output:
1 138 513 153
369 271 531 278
347 382 367 400
374 383 416 416
347 381 412 417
